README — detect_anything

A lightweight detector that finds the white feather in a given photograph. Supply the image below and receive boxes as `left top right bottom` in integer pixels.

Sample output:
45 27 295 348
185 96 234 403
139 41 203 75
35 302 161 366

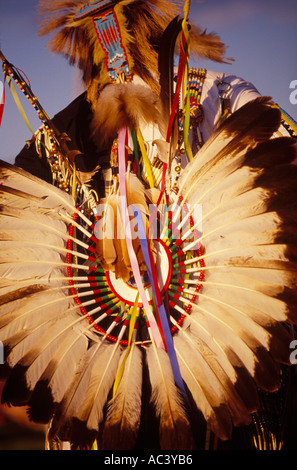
173 333 253 439
146 344 193 449
102 343 143 448
74 341 122 430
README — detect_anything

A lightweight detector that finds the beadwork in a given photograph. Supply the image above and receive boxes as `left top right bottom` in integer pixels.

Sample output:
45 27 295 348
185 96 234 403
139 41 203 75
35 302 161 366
179 67 206 155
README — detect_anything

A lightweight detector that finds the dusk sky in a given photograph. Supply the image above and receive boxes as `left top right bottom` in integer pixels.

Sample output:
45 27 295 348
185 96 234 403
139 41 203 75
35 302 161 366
0 0 296 163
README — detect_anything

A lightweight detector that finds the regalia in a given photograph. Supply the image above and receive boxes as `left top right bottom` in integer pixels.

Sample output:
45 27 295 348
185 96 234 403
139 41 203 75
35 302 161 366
0 0 297 451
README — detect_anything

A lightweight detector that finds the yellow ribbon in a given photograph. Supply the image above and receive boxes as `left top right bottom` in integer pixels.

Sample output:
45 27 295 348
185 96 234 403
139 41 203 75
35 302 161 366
181 0 193 161
91 440 98 450
183 0 191 18
6 74 34 135
183 88 194 161
72 163 77 199
136 127 154 188
112 292 139 396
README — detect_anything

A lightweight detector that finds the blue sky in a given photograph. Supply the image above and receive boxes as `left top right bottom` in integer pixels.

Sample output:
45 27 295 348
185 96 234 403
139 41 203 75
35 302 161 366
0 0 296 163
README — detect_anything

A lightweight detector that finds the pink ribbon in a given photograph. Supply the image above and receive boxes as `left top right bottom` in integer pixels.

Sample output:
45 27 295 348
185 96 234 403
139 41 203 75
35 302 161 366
118 127 164 349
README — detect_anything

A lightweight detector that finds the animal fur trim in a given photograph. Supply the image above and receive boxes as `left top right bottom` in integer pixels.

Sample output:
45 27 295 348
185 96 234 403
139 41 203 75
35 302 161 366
90 82 165 145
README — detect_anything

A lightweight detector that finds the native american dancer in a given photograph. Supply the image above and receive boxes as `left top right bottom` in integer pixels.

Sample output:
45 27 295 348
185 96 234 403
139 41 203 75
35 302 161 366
0 0 297 450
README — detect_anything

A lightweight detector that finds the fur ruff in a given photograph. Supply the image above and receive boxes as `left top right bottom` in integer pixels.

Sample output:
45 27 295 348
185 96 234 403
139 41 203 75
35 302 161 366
91 82 165 145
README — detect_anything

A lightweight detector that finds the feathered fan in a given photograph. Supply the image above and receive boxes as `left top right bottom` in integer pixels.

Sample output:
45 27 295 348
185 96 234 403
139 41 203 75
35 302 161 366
0 97 297 450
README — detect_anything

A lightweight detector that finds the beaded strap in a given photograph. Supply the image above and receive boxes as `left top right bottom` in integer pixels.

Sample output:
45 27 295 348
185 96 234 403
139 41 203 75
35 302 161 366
73 1 133 83
93 9 133 82
179 67 206 154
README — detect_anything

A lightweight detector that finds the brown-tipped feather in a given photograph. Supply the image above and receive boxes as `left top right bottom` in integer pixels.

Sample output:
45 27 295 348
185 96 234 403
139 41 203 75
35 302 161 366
101 345 143 450
185 24 233 64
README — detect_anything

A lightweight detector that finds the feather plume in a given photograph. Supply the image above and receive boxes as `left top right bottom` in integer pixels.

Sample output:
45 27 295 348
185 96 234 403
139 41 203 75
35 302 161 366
1 314 81 406
175 97 281 208
173 332 255 439
48 341 122 448
158 15 183 119
37 0 182 102
47 343 103 445
71 342 122 444
101 343 143 450
0 160 74 210
27 328 89 423
187 24 233 64
146 344 194 450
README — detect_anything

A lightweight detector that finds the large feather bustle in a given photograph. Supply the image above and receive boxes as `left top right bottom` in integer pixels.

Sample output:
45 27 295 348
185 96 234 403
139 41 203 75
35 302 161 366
1 97 297 450
37 0 229 106
168 98 297 441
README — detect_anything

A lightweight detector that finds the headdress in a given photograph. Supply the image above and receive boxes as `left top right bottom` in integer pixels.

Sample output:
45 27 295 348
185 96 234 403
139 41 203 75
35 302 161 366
37 0 229 107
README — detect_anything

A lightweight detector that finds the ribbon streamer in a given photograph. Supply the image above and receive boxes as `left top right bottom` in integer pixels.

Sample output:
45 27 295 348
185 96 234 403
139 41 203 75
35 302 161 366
6 74 34 135
118 127 164 349
113 292 139 396
133 205 188 400
136 127 154 188
151 5 192 226
0 78 4 128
